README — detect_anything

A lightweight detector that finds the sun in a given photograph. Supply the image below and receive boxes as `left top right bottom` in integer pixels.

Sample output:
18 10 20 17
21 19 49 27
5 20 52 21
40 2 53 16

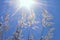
16 0 35 9
7 0 47 16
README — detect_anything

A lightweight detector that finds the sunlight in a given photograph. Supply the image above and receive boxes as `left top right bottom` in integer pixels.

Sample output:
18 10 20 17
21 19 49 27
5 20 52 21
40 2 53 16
16 0 35 9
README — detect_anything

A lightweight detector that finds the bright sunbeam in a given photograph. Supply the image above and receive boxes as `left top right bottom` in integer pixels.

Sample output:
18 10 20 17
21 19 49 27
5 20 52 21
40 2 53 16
5 0 47 16
16 0 35 9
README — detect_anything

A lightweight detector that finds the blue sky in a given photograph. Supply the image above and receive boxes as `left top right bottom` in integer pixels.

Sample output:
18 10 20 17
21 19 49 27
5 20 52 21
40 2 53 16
0 0 60 40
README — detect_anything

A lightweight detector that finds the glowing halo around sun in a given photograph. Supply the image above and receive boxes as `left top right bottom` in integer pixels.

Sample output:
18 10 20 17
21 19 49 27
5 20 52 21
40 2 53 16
15 0 36 9
6 0 47 16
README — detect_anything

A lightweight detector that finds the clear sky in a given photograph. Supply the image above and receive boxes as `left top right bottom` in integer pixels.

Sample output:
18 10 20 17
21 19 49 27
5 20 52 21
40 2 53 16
0 0 60 40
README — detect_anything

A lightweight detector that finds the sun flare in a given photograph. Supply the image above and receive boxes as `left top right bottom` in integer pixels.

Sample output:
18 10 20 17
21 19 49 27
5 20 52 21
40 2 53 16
16 0 35 9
